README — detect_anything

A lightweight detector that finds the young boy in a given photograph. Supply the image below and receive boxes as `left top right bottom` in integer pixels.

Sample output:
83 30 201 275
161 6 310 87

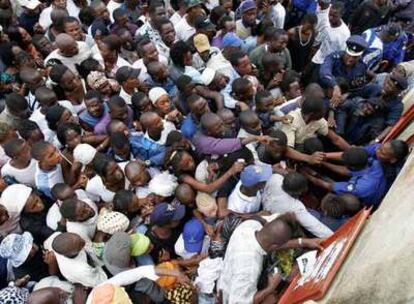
1 138 37 186
31 141 64 199
255 90 292 133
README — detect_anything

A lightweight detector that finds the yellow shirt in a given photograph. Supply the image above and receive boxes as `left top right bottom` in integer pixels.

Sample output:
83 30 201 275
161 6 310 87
281 108 329 147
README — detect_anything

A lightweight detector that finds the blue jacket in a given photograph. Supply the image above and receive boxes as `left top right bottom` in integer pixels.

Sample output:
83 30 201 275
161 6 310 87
319 51 368 91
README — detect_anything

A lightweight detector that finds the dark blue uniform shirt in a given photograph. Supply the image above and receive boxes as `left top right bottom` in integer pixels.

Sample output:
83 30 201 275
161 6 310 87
334 159 387 207
319 51 368 91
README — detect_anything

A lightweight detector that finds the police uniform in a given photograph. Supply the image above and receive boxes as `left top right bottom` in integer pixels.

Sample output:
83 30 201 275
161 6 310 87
335 73 407 144
319 35 369 92
333 159 387 208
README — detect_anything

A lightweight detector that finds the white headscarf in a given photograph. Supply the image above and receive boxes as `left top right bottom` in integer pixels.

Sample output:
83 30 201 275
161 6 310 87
1 184 32 214
73 144 97 166
148 172 178 197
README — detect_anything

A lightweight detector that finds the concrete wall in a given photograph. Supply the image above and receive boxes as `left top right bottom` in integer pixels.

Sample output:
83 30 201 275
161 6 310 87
316 151 414 304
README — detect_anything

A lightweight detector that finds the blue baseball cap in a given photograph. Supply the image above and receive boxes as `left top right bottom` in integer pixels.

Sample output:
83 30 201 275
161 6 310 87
183 218 205 253
240 164 272 187
150 203 186 226
222 32 243 48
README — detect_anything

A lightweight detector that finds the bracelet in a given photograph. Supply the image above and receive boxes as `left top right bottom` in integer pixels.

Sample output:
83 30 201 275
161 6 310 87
298 238 303 246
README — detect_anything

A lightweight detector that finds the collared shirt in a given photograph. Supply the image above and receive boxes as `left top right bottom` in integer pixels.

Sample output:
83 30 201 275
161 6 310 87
218 220 267 304
228 181 262 214
145 77 178 98
281 108 329 147
144 120 176 145
192 133 242 156
319 51 368 90
129 135 166 166
35 163 64 199
119 87 132 105
333 159 387 207
262 174 333 238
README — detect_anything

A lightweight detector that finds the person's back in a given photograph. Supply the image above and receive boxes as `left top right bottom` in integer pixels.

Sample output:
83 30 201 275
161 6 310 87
218 219 265 304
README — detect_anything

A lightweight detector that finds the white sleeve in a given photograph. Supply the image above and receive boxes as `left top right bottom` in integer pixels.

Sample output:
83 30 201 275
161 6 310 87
293 204 333 238
314 6 330 47
105 265 159 286
86 265 160 304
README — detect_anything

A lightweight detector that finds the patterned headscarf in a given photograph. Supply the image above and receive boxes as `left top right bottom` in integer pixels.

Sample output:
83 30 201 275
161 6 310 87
0 232 33 267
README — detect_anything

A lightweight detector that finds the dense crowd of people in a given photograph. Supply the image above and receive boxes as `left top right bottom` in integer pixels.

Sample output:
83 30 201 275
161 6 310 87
0 0 411 302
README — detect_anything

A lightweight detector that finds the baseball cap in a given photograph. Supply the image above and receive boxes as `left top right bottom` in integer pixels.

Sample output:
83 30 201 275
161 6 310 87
390 73 408 90
346 35 368 57
195 16 215 31
222 32 243 48
183 218 205 253
194 33 210 53
115 66 141 84
239 0 256 14
150 202 186 226
240 164 272 187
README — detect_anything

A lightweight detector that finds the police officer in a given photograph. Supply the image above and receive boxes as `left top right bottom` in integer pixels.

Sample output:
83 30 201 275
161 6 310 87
319 35 369 107
303 147 387 208
362 23 403 71
335 73 407 145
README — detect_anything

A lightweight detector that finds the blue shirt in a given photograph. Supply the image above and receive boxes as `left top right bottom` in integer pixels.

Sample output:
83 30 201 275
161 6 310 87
181 115 199 140
292 0 317 12
129 135 166 166
79 103 109 129
333 159 387 208
308 209 349 232
319 51 368 91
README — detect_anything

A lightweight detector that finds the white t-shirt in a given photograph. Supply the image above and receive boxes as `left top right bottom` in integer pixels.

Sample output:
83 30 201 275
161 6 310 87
175 16 196 42
1 159 37 186
85 175 118 203
132 55 168 82
228 181 262 214
272 3 286 29
39 0 80 30
107 0 123 23
45 42 92 75
312 6 350 64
